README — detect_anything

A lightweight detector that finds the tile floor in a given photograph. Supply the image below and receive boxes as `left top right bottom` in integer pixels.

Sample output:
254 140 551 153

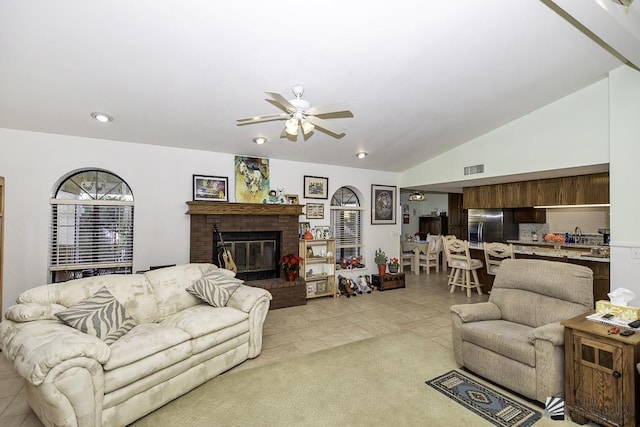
0 269 487 426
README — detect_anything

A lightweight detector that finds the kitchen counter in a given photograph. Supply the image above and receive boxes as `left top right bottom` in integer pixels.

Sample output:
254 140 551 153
469 241 610 263
468 242 609 303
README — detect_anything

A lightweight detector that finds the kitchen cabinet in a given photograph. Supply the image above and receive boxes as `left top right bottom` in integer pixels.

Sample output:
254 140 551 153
513 208 546 224
562 313 640 427
448 193 466 238
463 173 609 209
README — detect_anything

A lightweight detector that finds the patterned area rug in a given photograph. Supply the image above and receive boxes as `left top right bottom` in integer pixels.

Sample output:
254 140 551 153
427 370 542 427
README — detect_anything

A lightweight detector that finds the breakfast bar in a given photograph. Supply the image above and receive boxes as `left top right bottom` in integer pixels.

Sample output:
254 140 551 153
469 241 610 304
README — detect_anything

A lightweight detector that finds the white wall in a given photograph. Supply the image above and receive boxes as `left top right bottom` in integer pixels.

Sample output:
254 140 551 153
609 66 640 303
400 78 610 188
400 193 448 237
0 129 400 313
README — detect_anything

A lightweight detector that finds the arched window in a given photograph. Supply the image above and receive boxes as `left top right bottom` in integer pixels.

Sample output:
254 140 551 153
50 170 134 282
330 186 363 263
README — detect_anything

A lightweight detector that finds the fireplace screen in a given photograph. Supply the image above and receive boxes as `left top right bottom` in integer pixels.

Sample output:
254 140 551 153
213 231 281 281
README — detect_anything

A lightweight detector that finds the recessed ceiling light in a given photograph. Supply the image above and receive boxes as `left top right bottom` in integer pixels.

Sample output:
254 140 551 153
90 112 113 123
356 152 368 159
253 136 268 145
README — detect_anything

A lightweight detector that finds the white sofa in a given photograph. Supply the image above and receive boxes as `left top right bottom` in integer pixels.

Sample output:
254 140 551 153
0 263 272 427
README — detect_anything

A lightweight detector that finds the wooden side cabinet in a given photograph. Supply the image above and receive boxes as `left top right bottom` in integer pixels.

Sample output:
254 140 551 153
562 313 640 426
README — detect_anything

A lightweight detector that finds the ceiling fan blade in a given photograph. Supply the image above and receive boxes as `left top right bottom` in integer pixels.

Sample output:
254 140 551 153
265 92 296 112
236 113 290 124
305 102 352 116
304 116 346 137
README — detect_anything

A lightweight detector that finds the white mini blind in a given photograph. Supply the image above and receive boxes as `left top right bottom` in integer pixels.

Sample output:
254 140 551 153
50 200 134 271
330 207 363 251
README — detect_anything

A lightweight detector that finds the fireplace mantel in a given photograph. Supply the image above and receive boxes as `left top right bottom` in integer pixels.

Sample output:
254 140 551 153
186 201 304 216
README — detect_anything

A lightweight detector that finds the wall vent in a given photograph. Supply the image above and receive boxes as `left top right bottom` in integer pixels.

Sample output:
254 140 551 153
464 164 484 175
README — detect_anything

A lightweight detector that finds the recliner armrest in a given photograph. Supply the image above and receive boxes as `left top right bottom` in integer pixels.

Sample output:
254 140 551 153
528 322 564 346
450 302 501 323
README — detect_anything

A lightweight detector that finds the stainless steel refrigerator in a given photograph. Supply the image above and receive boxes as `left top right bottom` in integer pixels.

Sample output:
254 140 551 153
467 209 519 243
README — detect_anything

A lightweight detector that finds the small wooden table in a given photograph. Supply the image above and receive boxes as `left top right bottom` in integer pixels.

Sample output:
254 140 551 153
371 273 405 291
562 312 640 426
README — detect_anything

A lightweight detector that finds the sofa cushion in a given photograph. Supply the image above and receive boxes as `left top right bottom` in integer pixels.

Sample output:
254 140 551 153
144 264 218 319
17 274 159 324
55 287 137 345
460 319 536 367
104 340 193 393
186 270 242 307
104 323 192 370
160 304 248 339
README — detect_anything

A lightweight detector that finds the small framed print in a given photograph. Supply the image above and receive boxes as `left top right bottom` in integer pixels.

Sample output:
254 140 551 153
193 175 228 202
306 203 324 219
371 184 397 225
299 221 311 238
303 175 329 199
286 194 299 204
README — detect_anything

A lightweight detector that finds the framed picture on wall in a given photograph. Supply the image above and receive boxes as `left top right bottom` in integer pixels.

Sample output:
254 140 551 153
371 184 397 225
193 175 228 202
306 203 324 219
303 175 329 199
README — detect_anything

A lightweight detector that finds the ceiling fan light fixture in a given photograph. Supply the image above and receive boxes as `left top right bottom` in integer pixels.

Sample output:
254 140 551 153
285 117 299 136
253 136 267 145
408 192 426 201
300 119 315 134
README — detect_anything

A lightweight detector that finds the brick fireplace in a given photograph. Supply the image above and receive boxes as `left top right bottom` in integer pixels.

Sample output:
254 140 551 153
187 202 306 309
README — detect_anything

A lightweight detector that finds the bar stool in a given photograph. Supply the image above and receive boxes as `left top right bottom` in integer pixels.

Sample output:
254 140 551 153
483 242 515 276
445 238 483 297
441 235 457 280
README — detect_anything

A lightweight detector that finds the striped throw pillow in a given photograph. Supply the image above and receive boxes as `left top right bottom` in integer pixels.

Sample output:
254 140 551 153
186 277 240 308
55 287 137 345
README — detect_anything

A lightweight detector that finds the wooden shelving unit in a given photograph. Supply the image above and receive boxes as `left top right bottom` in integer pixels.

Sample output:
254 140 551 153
299 239 336 299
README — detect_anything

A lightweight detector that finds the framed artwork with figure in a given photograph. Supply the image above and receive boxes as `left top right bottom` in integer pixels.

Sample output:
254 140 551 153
371 184 396 225
193 175 228 202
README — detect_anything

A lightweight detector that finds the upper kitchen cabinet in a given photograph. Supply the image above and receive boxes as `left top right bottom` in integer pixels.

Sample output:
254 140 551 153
560 173 609 205
463 173 609 209
536 178 562 206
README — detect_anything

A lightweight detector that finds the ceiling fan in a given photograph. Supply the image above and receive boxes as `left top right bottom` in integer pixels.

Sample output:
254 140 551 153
237 85 352 138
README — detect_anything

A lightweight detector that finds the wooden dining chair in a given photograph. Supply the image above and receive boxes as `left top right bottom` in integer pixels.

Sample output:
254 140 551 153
417 235 442 274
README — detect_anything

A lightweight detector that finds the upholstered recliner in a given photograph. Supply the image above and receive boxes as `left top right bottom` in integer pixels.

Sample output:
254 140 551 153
450 258 593 403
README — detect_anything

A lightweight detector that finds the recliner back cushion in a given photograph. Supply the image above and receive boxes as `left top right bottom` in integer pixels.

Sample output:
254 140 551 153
17 274 159 324
489 259 593 328
145 263 218 320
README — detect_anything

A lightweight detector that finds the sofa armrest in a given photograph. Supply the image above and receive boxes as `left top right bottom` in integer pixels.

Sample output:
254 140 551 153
528 322 564 346
450 302 501 323
5 303 67 322
226 284 272 313
0 319 110 386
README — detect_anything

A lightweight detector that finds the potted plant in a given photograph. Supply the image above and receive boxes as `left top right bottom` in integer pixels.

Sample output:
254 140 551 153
374 248 387 276
281 253 303 281
388 257 400 274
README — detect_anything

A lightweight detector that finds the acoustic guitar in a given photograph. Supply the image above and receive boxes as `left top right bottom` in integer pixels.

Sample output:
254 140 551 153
213 224 238 273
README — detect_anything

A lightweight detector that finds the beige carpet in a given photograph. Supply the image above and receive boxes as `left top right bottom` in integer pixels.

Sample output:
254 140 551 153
131 331 577 426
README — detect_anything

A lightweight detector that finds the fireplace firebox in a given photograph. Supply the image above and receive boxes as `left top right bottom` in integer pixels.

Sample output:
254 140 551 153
213 231 281 281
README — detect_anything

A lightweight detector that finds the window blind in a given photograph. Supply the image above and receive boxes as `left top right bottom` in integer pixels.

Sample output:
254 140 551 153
50 199 134 271
330 207 363 250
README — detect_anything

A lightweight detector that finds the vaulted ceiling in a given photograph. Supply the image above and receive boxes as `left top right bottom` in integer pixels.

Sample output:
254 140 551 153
1 1 638 172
